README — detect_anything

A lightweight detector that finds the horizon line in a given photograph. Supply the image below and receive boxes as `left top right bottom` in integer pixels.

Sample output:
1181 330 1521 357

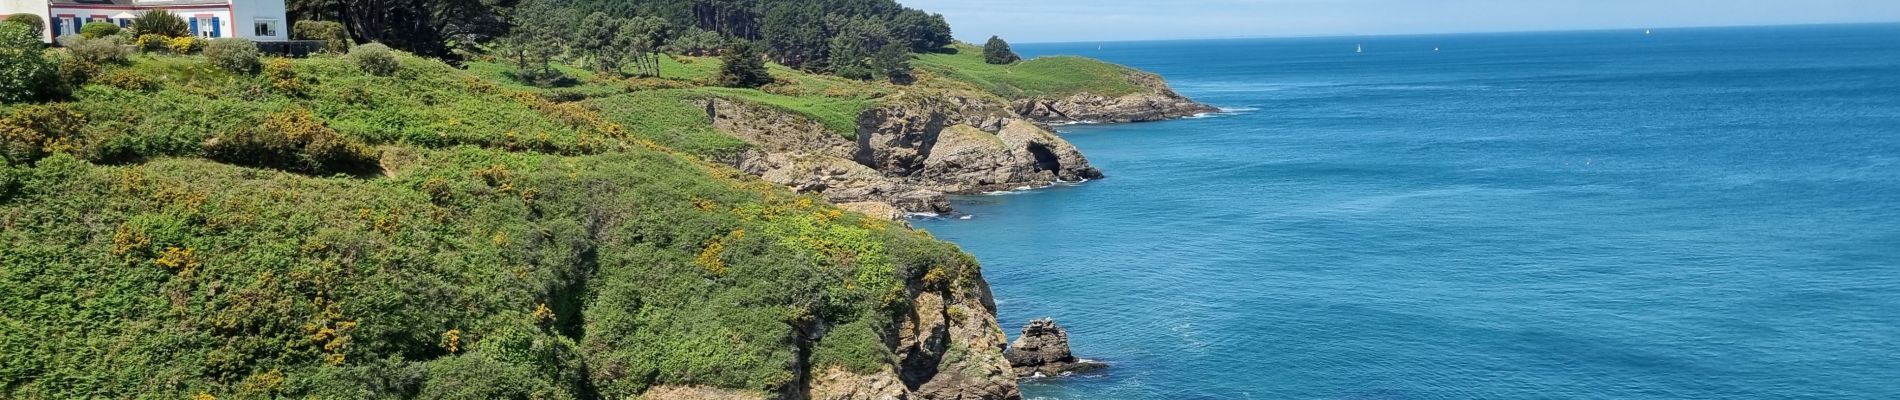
1007 21 1900 45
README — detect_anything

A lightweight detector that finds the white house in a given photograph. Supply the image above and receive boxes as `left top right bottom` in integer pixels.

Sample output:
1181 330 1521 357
2 0 286 42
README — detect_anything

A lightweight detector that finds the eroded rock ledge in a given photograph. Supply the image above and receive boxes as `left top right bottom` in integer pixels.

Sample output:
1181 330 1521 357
1013 71 1219 124
708 96 1101 216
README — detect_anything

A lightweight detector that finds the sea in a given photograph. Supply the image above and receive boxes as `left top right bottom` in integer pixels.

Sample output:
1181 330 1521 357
914 24 1900 399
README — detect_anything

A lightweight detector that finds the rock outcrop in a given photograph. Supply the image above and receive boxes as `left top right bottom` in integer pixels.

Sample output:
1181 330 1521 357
704 96 1102 217
1004 319 1106 378
1012 71 1218 124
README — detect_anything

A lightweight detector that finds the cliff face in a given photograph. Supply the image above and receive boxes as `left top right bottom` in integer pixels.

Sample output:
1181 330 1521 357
810 281 1020 400
707 96 1102 216
1012 71 1218 124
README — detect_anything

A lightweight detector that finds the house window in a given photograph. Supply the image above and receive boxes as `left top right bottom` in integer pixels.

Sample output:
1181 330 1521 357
254 19 278 37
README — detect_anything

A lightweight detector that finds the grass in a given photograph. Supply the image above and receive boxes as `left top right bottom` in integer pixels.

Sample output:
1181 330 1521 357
914 44 1148 99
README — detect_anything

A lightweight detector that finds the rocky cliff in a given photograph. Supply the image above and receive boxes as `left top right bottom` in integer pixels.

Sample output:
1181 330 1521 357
1011 71 1218 124
708 95 1102 216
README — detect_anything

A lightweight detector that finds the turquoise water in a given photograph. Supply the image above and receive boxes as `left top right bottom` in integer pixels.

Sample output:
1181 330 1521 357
915 24 1900 399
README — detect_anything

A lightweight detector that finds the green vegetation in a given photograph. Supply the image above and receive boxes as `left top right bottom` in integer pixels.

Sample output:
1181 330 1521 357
79 21 121 39
292 21 351 54
3 14 43 38
916 44 1146 99
719 42 774 88
205 38 262 74
1 41 986 399
982 36 1020 65
132 9 189 38
348 43 400 76
0 23 54 103
0 0 1180 396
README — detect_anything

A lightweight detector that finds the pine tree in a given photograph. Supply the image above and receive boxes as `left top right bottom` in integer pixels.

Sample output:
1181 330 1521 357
983 35 1020 65
718 42 772 88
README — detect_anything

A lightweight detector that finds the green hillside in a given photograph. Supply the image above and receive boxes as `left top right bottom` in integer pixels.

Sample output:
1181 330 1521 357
1 51 986 399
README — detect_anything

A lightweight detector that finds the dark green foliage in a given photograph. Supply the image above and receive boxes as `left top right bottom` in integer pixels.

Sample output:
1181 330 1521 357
983 36 1020 65
889 9 952 52
201 109 379 175
826 18 910 82
495 0 570 85
205 38 262 74
293 20 351 53
2 14 42 38
718 42 772 88
348 43 400 76
133 9 189 38
667 28 725 56
287 0 507 58
0 23 54 103
80 21 121 38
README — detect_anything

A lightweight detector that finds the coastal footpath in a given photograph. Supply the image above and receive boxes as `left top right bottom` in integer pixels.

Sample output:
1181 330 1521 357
0 39 1205 400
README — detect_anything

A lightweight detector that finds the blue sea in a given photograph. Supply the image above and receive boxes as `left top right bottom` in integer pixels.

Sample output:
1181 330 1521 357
915 24 1900 399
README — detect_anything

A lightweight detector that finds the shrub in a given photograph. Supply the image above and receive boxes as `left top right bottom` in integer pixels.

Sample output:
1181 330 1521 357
95 69 159 91
134 34 168 53
0 23 55 103
264 58 304 95
132 9 188 38
204 38 260 74
292 21 350 54
55 53 100 87
167 36 205 54
202 109 378 175
80 21 120 38
983 36 1021 65
64 34 127 65
0 103 87 164
2 14 43 38
348 43 400 76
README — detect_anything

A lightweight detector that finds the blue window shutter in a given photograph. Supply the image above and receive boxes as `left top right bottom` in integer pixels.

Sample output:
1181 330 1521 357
211 17 220 37
189 18 198 35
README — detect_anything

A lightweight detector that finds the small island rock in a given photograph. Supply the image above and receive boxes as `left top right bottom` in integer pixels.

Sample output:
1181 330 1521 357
1004 318 1107 378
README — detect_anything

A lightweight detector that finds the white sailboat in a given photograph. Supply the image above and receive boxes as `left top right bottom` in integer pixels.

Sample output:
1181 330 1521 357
1645 29 1652 35
1356 44 1363 53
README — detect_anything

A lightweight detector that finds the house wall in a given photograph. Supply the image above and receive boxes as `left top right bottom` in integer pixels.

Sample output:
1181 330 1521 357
229 0 283 40
47 5 235 39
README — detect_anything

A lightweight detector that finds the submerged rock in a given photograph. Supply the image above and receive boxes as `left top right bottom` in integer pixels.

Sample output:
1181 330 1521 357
1004 318 1107 378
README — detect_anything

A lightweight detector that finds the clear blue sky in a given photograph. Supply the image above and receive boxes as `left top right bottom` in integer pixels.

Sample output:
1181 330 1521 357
898 0 1900 43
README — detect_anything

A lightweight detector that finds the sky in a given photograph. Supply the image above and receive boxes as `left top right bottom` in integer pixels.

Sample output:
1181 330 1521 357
898 0 1900 43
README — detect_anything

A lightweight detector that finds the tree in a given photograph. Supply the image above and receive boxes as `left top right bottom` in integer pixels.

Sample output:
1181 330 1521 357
132 9 189 38
826 18 909 82
983 35 1020 65
618 16 673 78
2 14 42 38
0 22 54 103
889 9 952 52
496 0 571 84
759 3 828 69
717 42 770 88
667 28 724 56
575 12 621 72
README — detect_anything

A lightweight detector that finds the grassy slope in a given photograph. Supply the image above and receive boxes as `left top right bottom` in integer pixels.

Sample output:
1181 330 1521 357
913 44 1146 99
0 52 986 399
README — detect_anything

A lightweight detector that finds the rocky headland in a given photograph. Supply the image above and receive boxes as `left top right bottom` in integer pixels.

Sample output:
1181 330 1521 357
708 73 1209 218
